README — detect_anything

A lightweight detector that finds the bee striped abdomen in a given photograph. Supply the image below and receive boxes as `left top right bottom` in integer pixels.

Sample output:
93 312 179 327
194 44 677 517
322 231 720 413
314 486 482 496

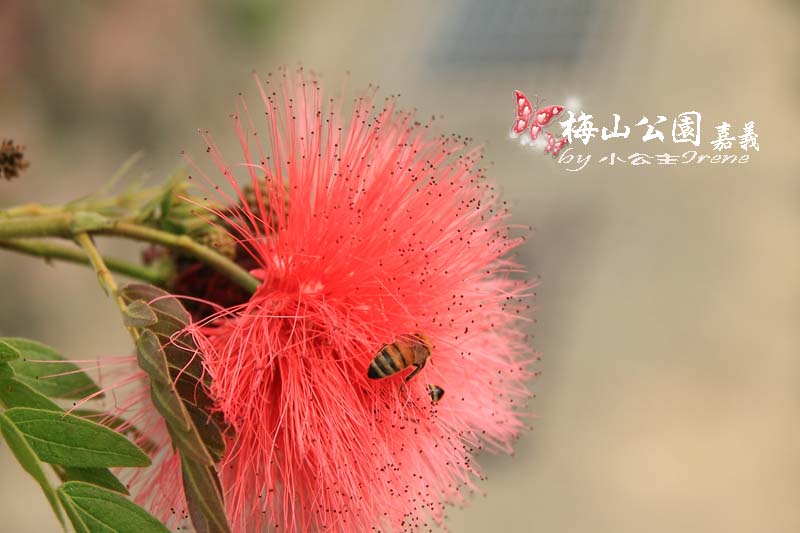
367 334 432 382
368 343 410 379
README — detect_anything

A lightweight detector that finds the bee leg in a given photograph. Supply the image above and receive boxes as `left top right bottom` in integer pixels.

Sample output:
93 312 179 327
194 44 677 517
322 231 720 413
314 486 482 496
403 364 423 383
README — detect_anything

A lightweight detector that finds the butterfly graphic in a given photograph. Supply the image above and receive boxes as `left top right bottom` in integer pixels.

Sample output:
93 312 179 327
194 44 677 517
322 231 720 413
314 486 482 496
545 132 569 157
512 90 569 157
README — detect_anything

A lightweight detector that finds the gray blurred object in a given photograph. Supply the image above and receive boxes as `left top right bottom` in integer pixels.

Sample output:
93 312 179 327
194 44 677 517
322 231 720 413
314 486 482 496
431 0 616 67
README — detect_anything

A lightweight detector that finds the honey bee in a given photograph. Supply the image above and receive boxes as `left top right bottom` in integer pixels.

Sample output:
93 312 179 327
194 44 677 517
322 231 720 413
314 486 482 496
367 333 445 403
426 384 444 404
368 333 432 381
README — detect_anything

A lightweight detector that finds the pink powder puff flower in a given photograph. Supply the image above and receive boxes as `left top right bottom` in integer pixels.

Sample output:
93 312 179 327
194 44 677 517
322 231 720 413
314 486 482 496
124 67 537 532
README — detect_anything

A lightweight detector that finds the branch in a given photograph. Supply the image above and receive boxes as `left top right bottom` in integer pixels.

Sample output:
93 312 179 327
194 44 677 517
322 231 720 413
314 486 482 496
74 233 120 297
0 212 259 294
97 222 260 294
0 239 167 286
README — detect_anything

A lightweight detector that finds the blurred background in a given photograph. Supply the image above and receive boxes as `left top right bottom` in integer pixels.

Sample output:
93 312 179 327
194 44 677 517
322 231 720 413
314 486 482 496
1 1 798 531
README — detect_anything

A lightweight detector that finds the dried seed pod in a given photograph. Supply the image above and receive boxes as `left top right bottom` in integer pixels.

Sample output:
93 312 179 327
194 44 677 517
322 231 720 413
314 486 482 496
1 139 30 180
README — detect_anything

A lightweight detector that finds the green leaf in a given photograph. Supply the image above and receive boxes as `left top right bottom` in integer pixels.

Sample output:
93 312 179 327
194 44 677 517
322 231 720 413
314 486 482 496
0 379 131 495
122 300 159 328
0 339 20 362
134 330 171 386
0 376 62 410
156 388 214 465
134 327 216 464
159 184 177 221
186 403 225 463
119 283 191 327
120 284 207 383
118 282 231 533
181 457 230 533
0 362 15 378
57 481 169 533
4 407 150 468
163 335 206 384
59 494 91 533
2 337 102 399
0 412 64 525
70 409 156 453
55 466 129 495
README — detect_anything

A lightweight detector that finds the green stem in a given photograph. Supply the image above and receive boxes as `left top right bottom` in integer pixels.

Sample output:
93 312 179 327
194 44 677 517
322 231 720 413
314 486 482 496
0 203 62 217
0 212 259 294
74 233 121 297
74 233 141 343
0 213 76 239
97 222 260 294
0 239 167 285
